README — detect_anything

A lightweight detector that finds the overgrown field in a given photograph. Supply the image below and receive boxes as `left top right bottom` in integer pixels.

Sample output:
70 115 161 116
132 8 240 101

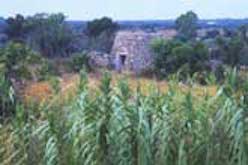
23 72 217 104
1 70 248 165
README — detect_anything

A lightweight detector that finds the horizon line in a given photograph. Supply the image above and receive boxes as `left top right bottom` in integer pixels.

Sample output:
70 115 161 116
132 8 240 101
66 18 248 22
1 13 248 22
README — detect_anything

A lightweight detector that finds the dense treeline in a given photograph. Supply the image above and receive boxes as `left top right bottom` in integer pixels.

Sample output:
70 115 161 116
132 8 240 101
2 13 118 57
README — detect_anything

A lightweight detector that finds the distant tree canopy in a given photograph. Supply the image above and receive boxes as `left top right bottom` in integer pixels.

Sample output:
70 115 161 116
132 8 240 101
86 17 118 38
5 14 27 41
86 17 119 53
4 14 119 56
25 13 75 57
175 11 199 40
5 13 75 57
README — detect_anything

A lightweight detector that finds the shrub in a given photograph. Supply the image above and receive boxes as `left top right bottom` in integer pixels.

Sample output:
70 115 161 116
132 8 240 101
36 60 59 81
70 52 91 72
0 42 55 81
216 36 245 66
0 42 42 79
151 39 209 79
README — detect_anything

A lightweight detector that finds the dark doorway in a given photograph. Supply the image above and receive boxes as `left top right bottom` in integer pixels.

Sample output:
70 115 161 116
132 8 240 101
120 55 126 66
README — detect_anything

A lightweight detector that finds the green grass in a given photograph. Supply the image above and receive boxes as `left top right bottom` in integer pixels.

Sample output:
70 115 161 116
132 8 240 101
0 70 248 165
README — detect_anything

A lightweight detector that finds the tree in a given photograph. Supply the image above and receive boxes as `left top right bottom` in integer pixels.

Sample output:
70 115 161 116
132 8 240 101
5 13 76 57
238 24 248 43
86 17 118 38
151 39 182 76
189 41 209 72
175 11 198 40
216 36 244 66
5 14 27 41
151 39 209 78
25 13 75 57
86 17 118 53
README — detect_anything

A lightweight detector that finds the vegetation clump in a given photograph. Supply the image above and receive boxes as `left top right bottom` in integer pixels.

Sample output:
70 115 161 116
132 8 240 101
175 11 198 40
0 42 55 81
86 17 119 53
151 38 209 80
70 52 91 72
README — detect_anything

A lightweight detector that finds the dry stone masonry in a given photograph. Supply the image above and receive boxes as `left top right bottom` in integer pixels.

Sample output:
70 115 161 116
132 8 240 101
111 29 177 73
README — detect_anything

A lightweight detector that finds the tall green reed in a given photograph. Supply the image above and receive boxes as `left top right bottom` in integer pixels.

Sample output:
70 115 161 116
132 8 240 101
1 70 248 165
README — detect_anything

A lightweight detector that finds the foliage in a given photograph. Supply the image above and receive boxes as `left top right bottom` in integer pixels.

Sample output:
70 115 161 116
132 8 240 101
86 17 118 53
36 60 57 81
216 36 245 66
0 73 15 121
86 17 118 38
0 70 248 164
5 13 76 57
238 24 248 43
48 76 61 94
70 52 91 72
0 42 55 81
175 11 198 40
25 13 75 57
0 42 43 79
151 39 209 79
5 14 27 41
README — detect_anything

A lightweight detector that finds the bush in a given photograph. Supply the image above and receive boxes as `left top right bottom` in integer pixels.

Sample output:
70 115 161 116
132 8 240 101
151 39 209 79
0 42 43 80
70 52 91 72
0 42 60 82
36 60 59 81
216 36 245 66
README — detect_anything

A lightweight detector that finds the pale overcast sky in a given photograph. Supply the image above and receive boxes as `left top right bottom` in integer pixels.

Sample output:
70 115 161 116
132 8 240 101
0 0 248 20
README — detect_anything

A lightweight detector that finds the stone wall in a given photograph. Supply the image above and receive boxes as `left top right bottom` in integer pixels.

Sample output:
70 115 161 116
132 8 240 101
111 29 177 73
88 51 111 68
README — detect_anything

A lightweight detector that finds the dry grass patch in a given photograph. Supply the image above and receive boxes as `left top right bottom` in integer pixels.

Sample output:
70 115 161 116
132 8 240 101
23 72 218 104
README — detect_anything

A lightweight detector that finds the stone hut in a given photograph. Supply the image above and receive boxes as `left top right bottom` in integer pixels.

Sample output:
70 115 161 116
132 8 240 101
111 29 177 73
